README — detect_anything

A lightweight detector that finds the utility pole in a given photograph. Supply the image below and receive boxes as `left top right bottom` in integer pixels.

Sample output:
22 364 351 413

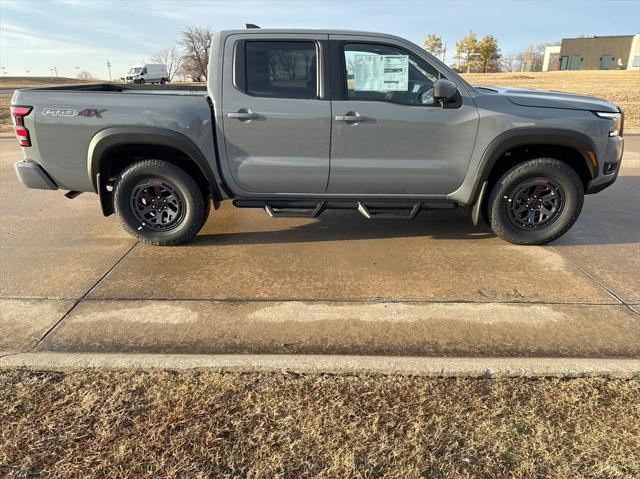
0 66 6 76
50 66 58 77
442 42 447 63
106 60 112 81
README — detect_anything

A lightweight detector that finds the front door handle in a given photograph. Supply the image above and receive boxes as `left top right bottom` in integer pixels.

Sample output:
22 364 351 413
228 111 259 120
335 114 367 122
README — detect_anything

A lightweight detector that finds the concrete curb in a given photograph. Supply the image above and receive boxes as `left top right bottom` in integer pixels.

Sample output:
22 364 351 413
1 352 639 378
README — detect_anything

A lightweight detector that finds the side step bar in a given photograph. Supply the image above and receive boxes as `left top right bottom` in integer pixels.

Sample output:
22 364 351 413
357 201 421 219
265 201 325 218
233 199 458 219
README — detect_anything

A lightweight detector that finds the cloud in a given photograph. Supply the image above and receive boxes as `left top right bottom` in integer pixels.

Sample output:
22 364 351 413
0 22 142 57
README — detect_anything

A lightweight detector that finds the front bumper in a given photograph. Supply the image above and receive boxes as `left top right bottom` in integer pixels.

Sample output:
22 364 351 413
585 135 624 194
14 161 58 190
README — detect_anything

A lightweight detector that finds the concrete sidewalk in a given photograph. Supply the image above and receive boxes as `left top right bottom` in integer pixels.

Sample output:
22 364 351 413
1 138 639 374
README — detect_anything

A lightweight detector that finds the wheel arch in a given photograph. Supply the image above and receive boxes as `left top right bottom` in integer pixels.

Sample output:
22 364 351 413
469 128 598 225
473 128 598 201
87 126 221 216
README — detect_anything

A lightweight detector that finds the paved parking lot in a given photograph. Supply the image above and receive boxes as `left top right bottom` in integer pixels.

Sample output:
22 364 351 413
1 137 639 359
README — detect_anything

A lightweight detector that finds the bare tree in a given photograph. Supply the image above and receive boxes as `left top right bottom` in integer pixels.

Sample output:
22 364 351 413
76 71 94 79
180 26 214 81
150 47 182 81
519 44 543 72
500 54 520 72
517 42 559 72
177 56 202 82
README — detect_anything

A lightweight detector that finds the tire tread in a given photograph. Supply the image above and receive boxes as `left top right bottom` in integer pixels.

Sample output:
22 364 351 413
113 159 206 246
488 158 584 245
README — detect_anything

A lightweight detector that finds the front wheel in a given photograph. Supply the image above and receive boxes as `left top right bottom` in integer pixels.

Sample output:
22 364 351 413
487 158 584 245
113 160 207 245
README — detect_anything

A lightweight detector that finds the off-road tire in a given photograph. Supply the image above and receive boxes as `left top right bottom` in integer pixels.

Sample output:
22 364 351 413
114 160 207 245
488 158 584 245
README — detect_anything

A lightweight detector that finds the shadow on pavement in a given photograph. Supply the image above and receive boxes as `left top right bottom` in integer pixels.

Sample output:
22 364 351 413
192 208 496 246
553 174 640 247
192 174 639 247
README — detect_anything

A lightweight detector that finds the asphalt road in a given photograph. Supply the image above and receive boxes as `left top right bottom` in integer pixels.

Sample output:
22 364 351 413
1 137 639 359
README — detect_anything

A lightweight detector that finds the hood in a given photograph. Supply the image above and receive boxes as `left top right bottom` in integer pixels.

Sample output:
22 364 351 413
474 85 618 113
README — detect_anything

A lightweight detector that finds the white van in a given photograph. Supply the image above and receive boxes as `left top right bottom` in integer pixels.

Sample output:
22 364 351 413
125 64 169 84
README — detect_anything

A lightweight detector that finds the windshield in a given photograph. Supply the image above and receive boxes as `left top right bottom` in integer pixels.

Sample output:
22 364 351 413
128 67 142 74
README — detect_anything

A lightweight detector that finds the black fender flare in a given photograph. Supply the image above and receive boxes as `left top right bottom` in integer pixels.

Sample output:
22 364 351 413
87 126 222 215
470 127 599 206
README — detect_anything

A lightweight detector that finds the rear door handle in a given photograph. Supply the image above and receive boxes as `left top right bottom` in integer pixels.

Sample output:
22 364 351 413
335 114 367 122
228 111 259 120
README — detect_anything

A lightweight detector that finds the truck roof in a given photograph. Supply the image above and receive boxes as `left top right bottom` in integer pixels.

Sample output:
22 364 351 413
217 28 409 42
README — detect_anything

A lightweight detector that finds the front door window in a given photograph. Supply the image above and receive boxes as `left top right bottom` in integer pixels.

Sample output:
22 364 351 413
343 43 442 106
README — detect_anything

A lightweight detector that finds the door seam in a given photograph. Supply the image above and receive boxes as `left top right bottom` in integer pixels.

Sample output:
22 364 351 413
325 100 333 193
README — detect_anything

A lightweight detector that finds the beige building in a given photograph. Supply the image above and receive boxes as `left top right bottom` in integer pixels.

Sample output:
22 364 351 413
553 34 640 71
542 45 561 71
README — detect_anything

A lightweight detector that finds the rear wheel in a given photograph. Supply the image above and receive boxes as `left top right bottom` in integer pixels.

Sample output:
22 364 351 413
113 160 207 245
487 158 584 245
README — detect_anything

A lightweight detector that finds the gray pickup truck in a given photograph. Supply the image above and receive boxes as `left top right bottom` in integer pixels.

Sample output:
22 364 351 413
12 28 624 245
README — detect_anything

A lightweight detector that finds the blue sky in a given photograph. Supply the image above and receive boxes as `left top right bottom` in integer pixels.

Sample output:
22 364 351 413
1 0 639 78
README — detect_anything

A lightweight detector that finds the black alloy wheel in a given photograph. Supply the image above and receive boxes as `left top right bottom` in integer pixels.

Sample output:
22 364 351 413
129 178 185 231
506 178 564 230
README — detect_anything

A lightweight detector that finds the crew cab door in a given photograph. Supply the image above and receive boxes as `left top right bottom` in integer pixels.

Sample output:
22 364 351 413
221 33 331 194
327 36 479 195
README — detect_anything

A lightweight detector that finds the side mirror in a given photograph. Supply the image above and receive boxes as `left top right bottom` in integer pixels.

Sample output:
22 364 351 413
433 79 458 102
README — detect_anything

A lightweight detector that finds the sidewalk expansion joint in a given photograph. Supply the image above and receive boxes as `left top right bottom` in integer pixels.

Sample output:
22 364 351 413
31 240 140 349
0 351 22 361
77 297 622 306
546 245 632 310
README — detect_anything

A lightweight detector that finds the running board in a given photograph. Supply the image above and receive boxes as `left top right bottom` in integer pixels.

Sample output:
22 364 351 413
357 201 421 219
264 201 325 218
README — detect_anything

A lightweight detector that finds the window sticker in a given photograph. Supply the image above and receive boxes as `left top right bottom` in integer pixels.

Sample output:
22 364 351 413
353 54 408 91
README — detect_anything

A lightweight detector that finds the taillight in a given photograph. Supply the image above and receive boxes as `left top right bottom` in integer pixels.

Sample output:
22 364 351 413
11 105 33 147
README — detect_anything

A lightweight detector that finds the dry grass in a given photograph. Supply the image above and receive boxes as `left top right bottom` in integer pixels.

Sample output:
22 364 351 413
462 70 640 133
0 76 100 90
0 96 10 133
1 370 638 478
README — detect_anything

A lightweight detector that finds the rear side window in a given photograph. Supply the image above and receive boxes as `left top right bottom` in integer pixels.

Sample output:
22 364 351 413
245 41 317 99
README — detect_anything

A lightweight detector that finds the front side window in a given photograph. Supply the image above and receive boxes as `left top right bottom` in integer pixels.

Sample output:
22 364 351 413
246 41 317 99
343 43 442 106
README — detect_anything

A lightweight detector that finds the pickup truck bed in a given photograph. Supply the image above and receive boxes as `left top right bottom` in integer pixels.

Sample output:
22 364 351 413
12 83 217 195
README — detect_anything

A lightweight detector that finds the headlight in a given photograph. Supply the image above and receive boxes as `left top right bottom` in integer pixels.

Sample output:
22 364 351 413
594 111 622 137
